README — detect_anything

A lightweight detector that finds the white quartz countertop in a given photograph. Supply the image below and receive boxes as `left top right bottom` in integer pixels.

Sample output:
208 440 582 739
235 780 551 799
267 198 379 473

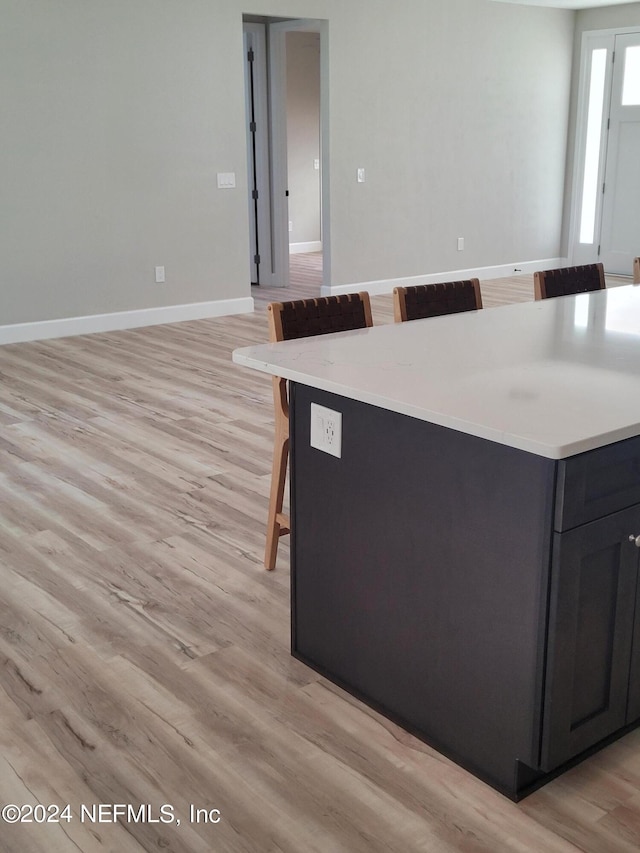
233 285 640 459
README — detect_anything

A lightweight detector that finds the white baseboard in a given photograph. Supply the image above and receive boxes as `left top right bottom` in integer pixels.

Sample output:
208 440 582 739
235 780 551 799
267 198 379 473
0 297 255 346
289 241 322 255
320 258 566 298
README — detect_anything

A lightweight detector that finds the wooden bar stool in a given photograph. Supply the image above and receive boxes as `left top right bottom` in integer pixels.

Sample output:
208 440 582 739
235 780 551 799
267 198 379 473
534 263 605 300
634 257 640 284
264 292 373 570
393 279 482 323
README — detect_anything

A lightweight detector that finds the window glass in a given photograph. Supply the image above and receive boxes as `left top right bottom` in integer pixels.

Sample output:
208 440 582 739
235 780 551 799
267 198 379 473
579 49 607 244
622 45 640 106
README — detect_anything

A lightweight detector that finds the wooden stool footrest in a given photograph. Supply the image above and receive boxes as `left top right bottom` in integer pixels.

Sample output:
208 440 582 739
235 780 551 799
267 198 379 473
276 512 290 535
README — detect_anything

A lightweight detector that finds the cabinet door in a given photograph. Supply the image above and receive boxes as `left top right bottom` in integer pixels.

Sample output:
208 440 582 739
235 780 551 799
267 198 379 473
541 506 640 772
627 559 640 722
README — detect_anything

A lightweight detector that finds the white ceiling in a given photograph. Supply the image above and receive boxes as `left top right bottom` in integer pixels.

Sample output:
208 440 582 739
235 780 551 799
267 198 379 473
491 0 640 8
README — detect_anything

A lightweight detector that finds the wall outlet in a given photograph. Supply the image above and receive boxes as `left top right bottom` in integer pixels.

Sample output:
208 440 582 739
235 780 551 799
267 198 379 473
155 266 165 283
357 167 365 183
310 403 342 459
457 237 464 251
289 220 293 233
314 159 320 171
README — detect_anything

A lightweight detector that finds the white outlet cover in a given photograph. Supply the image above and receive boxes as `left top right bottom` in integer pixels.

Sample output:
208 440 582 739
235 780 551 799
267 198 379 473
217 172 236 189
310 403 342 459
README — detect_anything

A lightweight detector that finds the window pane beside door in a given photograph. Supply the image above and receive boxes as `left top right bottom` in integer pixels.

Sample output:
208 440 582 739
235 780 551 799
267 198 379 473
580 49 608 244
622 46 640 106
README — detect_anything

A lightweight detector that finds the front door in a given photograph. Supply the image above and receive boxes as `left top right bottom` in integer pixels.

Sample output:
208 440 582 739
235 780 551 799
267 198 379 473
599 33 640 275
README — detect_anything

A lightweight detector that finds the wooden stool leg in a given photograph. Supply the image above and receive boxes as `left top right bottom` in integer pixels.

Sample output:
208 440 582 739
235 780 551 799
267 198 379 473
265 376 291 570
264 424 289 570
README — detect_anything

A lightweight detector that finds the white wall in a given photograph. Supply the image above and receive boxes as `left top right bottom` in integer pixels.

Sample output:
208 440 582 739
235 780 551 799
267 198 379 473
1 0 252 331
328 0 574 286
575 2 640 32
286 31 321 249
1 0 576 338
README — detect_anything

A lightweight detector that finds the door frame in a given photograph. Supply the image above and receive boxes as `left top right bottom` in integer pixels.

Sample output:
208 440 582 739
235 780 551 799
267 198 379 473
568 26 640 270
243 23 273 286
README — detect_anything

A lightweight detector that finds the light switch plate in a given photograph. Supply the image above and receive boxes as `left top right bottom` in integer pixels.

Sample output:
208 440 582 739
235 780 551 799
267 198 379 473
357 168 365 183
217 172 236 189
310 403 342 458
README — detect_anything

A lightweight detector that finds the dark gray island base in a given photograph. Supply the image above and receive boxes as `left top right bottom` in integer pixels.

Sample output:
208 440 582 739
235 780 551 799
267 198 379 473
290 383 640 800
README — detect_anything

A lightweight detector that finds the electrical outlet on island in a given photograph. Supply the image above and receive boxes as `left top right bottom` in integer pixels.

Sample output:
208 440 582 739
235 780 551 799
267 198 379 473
310 403 342 458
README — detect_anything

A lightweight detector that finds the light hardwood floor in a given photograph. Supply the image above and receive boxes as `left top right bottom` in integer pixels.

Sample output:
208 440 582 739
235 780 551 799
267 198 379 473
0 258 638 853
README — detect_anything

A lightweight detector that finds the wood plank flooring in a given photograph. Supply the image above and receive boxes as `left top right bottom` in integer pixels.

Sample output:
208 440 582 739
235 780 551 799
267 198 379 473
0 257 638 852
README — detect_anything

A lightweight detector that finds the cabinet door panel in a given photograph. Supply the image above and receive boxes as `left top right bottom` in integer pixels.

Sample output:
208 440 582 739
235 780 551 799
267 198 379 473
541 506 640 771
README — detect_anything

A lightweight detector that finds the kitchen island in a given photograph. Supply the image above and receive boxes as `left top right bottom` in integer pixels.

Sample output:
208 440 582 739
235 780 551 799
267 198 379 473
233 285 640 799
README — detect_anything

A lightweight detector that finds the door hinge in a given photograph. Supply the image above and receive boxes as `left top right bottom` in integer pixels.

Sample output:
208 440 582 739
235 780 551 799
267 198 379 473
607 118 610 130
602 182 606 194
251 189 258 200
254 253 261 265
248 48 254 63
249 121 257 133
597 244 601 255
612 50 615 65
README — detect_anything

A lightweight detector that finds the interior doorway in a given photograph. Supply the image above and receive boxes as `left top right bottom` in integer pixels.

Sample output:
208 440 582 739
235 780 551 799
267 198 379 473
285 30 322 272
570 29 640 275
242 17 328 293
